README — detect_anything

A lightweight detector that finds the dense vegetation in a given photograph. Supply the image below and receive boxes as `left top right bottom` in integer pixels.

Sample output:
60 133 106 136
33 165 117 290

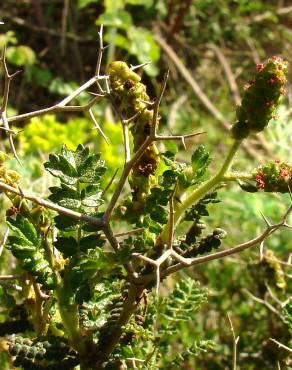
0 1 291 369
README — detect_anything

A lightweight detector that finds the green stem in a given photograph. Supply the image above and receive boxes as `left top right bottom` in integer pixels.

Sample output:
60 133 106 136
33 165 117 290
159 140 242 244
76 179 82 254
56 287 86 355
43 237 86 354
223 171 254 182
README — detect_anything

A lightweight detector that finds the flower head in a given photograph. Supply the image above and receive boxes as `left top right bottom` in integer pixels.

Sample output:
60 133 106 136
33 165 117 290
232 57 288 139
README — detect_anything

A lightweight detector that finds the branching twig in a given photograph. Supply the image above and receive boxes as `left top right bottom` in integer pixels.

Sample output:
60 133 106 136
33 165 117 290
155 131 205 150
243 289 284 319
95 25 108 81
7 78 107 124
103 225 138 280
136 204 292 284
0 181 104 227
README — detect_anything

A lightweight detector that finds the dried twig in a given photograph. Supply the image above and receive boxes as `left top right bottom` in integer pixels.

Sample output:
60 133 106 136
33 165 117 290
101 168 119 197
227 313 240 370
7 78 107 124
0 274 18 280
89 108 109 144
269 338 292 354
0 181 104 228
135 204 292 284
0 228 9 256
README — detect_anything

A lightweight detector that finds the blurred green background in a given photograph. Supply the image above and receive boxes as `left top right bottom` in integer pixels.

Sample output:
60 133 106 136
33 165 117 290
0 1 291 369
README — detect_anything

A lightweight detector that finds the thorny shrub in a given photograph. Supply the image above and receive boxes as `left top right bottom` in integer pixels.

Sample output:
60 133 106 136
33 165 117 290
0 31 291 369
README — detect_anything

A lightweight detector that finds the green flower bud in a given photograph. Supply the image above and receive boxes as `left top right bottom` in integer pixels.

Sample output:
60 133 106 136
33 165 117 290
108 61 140 83
0 151 8 164
232 56 288 139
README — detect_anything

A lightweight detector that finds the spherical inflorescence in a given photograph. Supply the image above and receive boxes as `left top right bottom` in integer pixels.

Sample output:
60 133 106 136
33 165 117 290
254 160 292 193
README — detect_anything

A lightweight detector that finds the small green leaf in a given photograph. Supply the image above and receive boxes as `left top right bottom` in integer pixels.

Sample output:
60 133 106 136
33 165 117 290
96 10 132 30
73 144 90 168
127 26 160 76
7 215 39 245
49 184 79 203
54 215 79 231
6 45 36 66
159 170 178 188
150 205 168 224
77 0 97 9
53 237 78 258
80 234 105 252
44 154 78 185
191 145 211 179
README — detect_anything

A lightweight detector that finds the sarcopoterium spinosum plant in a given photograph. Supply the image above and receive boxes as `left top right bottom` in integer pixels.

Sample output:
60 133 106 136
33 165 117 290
0 32 291 369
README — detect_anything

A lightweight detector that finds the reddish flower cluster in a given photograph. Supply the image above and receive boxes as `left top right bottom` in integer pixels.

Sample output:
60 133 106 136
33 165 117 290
256 63 264 71
255 172 265 189
254 160 292 193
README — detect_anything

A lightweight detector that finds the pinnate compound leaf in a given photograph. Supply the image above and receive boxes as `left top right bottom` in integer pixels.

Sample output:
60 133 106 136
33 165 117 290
45 145 106 185
191 145 211 179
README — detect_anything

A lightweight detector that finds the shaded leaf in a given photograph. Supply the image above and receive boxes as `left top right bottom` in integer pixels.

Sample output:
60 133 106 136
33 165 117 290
53 237 77 258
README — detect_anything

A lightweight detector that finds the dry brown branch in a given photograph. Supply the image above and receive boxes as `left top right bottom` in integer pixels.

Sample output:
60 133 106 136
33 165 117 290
135 204 292 284
0 274 17 280
155 131 205 150
0 181 104 228
89 107 109 144
7 77 107 125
